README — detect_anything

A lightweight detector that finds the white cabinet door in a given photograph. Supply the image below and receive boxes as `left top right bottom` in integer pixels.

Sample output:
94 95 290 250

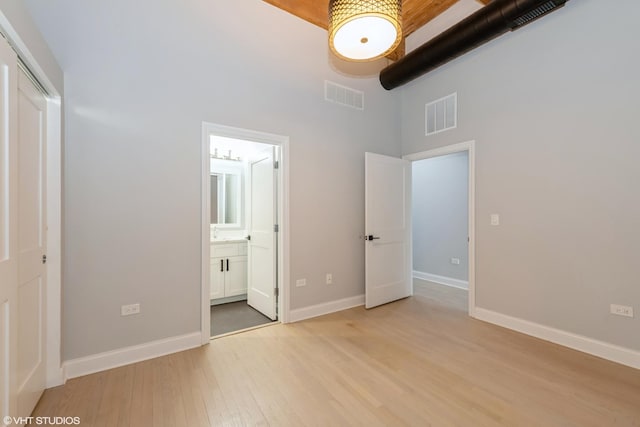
365 152 412 309
210 257 225 300
225 256 247 297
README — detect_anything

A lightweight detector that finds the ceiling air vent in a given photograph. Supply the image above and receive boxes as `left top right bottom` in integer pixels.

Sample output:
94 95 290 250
324 80 364 110
512 1 563 28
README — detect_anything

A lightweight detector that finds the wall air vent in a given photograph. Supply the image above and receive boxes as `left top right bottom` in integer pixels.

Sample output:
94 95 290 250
512 1 562 28
324 80 364 110
426 93 457 136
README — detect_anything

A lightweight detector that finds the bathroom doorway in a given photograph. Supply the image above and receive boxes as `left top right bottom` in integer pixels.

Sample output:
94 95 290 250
201 123 289 339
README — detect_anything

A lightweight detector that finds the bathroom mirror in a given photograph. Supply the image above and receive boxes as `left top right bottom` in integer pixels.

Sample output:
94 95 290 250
210 170 242 227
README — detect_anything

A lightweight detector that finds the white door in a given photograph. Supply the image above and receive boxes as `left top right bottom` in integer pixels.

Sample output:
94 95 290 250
17 70 47 417
247 148 277 320
365 152 412 308
0 38 18 427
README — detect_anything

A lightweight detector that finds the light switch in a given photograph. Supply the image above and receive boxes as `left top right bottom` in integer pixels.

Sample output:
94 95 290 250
491 214 500 226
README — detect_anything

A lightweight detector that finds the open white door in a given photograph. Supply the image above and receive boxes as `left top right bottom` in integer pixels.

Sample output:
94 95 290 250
0 37 18 427
365 152 411 309
247 147 277 320
17 69 47 417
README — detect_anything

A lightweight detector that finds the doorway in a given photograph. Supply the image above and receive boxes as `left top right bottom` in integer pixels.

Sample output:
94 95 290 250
404 141 476 316
201 123 289 340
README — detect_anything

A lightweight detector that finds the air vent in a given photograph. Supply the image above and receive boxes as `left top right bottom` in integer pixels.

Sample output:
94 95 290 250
324 80 364 110
512 1 562 28
426 93 457 136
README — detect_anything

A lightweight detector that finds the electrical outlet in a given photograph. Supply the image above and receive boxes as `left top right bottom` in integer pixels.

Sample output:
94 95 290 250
121 303 140 316
610 304 634 318
326 273 333 285
296 279 307 287
491 214 500 226
450 258 460 265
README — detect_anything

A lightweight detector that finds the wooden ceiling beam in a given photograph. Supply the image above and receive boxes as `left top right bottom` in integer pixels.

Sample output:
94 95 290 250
262 0 329 29
262 0 463 37
401 0 459 36
262 0 469 61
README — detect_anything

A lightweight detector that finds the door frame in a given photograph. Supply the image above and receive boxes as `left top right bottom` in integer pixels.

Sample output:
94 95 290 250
0 11 64 387
403 140 476 316
201 122 290 343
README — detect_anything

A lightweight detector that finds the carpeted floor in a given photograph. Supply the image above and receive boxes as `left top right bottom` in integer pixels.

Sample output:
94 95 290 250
210 301 274 337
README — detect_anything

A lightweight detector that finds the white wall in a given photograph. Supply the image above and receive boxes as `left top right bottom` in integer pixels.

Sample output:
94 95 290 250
400 0 640 351
24 0 400 360
412 152 468 281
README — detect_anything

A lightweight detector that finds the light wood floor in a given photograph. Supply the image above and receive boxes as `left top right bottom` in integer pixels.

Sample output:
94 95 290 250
34 281 640 426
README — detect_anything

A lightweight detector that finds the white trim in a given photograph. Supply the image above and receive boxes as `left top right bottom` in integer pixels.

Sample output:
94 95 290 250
289 295 365 323
279 139 291 323
0 10 60 97
211 321 278 339
45 98 63 387
474 308 640 370
201 125 211 343
63 332 202 380
201 122 290 342
404 140 476 316
210 294 247 306
413 271 468 290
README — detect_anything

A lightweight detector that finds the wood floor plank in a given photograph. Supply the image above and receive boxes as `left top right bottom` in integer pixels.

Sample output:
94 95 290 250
32 282 640 426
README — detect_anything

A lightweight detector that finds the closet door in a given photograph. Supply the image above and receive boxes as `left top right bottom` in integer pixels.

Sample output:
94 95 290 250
16 69 48 418
0 38 19 427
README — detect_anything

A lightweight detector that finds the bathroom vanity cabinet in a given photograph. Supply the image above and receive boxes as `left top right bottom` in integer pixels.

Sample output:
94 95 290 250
210 240 248 302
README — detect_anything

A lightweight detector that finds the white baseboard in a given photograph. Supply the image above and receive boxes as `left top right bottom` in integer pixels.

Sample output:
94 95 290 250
46 368 65 388
210 294 247 306
413 270 468 290
63 332 202 380
474 308 640 370
289 295 364 323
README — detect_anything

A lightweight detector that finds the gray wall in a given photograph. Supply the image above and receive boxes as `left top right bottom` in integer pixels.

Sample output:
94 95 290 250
400 0 640 351
412 152 468 282
0 1 62 94
24 0 400 360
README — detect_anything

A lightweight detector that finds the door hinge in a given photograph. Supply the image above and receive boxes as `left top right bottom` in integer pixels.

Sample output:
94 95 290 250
274 161 279 169
274 224 279 232
42 254 47 264
274 287 279 297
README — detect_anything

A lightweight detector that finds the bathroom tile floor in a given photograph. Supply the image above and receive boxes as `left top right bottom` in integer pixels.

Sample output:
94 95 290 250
210 300 274 337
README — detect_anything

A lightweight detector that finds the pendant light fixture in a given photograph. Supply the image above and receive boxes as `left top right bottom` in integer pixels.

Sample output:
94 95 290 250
329 0 402 62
